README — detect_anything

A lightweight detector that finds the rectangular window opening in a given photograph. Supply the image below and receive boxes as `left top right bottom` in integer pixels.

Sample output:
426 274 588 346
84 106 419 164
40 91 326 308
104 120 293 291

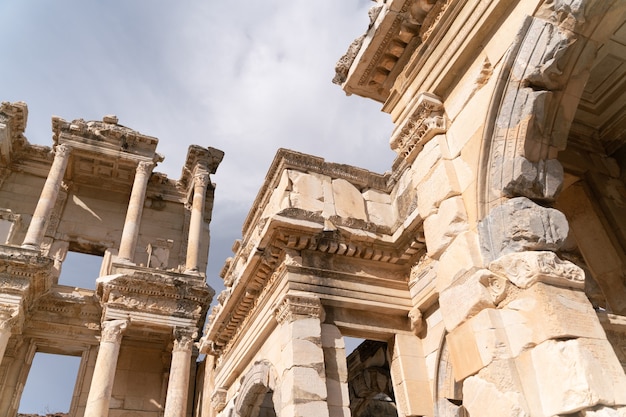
58 251 103 290
18 352 81 415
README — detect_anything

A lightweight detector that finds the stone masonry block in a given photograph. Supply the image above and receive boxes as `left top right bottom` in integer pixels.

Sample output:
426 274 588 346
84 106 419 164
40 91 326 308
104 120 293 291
478 197 569 262
463 375 529 417
332 178 367 221
417 160 461 218
365 200 396 228
423 196 469 259
439 269 495 331
517 338 626 416
436 231 484 292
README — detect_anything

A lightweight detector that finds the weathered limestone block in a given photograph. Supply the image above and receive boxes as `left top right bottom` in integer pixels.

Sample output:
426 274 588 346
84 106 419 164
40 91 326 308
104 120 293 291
417 160 461 218
409 135 443 185
463 375 529 417
263 170 291 216
446 308 509 380
447 283 608 381
331 178 367 221
478 197 569 261
500 156 564 201
436 231 484 292
321 324 349 415
423 196 469 259
439 269 495 331
288 170 326 214
389 333 433 416
489 250 585 289
517 338 626 416
365 199 396 229
583 405 626 417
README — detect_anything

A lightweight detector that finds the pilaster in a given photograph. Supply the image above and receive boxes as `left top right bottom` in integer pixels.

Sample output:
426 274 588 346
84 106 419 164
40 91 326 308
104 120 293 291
274 293 329 417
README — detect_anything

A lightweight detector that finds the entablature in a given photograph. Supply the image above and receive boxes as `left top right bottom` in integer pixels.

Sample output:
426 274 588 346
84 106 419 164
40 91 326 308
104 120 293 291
96 263 213 332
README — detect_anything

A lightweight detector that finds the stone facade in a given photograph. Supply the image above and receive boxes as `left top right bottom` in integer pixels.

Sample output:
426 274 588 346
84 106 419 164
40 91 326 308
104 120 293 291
0 102 223 417
3 0 626 416
199 0 626 416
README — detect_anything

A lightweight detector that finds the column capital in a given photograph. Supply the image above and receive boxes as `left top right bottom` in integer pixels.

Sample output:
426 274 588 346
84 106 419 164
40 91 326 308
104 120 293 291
136 160 155 175
0 310 16 332
55 143 72 158
274 293 323 324
100 319 129 344
193 170 210 188
173 328 197 352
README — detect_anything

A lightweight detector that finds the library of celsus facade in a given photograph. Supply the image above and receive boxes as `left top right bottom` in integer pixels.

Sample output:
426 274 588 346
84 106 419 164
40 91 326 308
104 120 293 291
3 0 626 416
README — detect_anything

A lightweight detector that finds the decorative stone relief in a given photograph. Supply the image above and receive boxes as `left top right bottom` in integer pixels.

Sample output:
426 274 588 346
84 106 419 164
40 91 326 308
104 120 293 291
489 251 585 290
408 306 423 336
274 293 324 324
210 388 227 413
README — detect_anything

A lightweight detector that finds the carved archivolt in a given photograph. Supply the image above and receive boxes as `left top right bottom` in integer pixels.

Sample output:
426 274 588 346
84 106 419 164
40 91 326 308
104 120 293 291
478 0 621 217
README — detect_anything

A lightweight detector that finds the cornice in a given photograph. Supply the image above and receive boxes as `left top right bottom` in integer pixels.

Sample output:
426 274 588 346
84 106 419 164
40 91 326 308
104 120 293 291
334 0 440 102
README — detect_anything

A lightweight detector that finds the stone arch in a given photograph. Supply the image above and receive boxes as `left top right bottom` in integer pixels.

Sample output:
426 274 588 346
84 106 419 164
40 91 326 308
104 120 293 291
235 360 280 417
477 0 626 219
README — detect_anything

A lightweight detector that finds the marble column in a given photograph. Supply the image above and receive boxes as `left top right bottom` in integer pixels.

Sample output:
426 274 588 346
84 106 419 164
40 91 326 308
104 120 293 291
0 311 13 366
84 319 128 417
118 161 154 261
22 143 72 248
164 328 196 417
185 169 209 272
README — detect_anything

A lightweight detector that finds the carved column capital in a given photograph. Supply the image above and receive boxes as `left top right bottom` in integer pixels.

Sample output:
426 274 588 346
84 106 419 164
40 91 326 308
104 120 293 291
100 319 129 344
55 143 72 159
193 169 210 189
0 310 16 332
211 387 228 412
136 160 155 176
173 328 197 352
274 293 323 324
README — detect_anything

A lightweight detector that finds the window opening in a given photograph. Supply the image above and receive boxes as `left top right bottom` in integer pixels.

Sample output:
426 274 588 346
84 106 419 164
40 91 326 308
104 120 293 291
18 352 81 415
58 251 102 289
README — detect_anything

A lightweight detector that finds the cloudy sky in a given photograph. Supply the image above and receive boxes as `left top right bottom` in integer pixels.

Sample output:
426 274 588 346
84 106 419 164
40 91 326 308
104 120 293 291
1 1 396 413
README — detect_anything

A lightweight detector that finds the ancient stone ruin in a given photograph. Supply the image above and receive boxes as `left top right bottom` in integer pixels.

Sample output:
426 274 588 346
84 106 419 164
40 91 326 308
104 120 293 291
2 0 626 416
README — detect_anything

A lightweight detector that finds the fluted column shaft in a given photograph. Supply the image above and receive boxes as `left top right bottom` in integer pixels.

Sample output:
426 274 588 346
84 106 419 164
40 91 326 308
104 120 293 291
84 319 128 417
118 161 154 261
164 329 195 417
22 144 72 248
185 170 209 272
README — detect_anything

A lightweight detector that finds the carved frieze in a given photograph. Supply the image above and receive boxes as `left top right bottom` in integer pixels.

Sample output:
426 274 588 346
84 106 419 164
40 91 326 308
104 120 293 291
489 251 585 290
211 388 228 413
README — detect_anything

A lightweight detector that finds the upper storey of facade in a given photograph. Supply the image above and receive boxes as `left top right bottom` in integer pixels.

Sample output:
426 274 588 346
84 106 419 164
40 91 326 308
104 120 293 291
0 101 223 274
